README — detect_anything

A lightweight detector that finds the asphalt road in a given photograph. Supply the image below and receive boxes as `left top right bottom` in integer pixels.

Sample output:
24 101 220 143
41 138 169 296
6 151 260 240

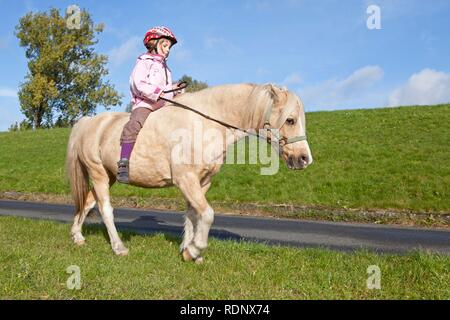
0 199 449 255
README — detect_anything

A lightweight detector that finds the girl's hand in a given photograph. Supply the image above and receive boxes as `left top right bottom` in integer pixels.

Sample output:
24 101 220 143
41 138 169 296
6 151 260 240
174 82 187 95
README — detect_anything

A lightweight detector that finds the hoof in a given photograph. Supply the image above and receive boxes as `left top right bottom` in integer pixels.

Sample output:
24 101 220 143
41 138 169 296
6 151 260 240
182 248 194 262
195 256 204 265
182 248 204 264
114 248 129 256
72 234 86 246
113 244 129 256
74 239 86 246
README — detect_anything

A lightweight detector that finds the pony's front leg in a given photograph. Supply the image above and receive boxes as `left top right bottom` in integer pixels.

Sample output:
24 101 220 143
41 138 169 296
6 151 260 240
188 205 214 264
180 203 197 253
177 176 213 263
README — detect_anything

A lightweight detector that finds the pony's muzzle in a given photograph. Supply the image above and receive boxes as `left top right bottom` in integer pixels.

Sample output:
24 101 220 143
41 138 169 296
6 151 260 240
287 154 311 170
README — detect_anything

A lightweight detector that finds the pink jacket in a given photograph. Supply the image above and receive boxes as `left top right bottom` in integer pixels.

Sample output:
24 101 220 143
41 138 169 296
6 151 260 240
129 52 176 111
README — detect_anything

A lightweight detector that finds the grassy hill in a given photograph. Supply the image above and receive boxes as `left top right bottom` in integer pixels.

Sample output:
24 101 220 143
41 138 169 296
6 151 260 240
0 105 449 218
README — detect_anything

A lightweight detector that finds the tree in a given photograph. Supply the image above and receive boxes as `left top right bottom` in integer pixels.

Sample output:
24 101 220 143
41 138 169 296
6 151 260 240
8 120 32 132
15 7 122 129
177 75 208 93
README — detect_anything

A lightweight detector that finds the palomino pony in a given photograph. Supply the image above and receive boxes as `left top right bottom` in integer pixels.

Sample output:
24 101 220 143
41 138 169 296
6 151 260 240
66 83 313 263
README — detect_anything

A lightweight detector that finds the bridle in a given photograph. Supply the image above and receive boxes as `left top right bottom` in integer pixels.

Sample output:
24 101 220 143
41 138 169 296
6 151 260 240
160 83 307 147
261 99 307 146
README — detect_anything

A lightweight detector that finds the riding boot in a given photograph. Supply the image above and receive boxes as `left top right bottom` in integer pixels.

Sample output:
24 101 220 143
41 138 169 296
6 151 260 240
117 142 135 184
117 159 130 184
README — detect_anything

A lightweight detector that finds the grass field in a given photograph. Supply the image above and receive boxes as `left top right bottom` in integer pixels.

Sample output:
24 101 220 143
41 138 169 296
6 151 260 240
0 105 449 217
0 216 449 299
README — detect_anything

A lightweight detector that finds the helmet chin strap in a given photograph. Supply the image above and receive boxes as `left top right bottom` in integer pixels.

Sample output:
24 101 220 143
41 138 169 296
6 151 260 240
152 39 161 55
152 39 169 85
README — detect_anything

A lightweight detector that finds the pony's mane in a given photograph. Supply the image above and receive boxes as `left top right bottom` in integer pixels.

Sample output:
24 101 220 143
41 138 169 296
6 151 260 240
174 83 296 129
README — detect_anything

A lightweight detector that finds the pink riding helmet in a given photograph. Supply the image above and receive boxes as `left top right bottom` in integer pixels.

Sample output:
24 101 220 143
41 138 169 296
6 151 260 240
143 26 177 47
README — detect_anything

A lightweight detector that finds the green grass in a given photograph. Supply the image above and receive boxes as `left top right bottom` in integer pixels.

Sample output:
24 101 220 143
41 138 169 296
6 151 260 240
0 216 448 299
0 105 449 213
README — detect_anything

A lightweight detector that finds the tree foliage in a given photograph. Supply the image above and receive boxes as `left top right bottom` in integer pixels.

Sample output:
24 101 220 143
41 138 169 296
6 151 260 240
178 75 208 93
15 7 122 128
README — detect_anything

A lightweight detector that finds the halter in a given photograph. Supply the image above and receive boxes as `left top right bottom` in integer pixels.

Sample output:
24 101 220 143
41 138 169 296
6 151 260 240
161 83 307 147
262 102 307 146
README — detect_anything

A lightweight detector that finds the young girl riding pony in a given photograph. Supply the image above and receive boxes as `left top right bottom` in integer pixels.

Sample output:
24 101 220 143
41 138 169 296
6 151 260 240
117 26 182 183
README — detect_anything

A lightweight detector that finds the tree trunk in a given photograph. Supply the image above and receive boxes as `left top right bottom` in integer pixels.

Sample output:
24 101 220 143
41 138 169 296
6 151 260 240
34 105 43 130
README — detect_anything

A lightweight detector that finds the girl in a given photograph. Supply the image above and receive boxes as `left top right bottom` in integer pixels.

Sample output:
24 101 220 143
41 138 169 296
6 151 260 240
117 26 182 183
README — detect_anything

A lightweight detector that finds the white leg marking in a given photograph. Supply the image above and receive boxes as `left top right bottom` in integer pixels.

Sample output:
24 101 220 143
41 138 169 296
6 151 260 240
100 199 128 256
181 206 197 252
71 199 96 245
192 206 214 251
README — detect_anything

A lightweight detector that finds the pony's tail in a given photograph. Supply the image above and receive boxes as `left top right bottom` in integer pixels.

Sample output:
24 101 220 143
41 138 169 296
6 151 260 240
66 118 90 214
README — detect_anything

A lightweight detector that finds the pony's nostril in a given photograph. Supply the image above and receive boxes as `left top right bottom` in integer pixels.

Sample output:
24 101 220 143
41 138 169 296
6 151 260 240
300 155 309 164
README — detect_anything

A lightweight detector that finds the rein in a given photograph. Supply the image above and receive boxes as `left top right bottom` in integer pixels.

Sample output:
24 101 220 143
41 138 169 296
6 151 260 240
161 84 307 146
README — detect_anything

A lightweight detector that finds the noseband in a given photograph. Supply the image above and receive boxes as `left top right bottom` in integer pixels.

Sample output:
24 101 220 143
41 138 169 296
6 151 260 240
262 102 307 147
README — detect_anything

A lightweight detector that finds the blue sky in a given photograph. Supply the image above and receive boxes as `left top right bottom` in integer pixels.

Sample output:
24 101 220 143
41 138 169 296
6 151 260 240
1 0 450 131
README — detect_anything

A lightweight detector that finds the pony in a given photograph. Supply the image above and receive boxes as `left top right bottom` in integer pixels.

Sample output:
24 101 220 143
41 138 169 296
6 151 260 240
66 83 313 263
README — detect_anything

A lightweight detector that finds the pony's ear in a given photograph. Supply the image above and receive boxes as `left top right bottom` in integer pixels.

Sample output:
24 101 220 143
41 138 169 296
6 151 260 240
264 83 288 108
264 83 280 104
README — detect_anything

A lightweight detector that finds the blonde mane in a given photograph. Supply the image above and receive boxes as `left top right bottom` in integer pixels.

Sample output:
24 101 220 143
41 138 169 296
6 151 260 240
171 83 292 130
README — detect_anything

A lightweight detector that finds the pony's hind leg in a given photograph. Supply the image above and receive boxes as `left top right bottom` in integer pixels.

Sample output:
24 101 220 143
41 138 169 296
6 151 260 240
90 167 128 256
71 190 96 245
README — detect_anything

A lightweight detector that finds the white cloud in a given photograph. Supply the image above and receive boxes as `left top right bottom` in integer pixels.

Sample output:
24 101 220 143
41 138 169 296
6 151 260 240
205 37 222 49
109 36 191 66
299 65 384 110
0 87 17 98
108 36 142 67
338 65 384 94
388 69 450 106
282 73 302 87
102 22 130 40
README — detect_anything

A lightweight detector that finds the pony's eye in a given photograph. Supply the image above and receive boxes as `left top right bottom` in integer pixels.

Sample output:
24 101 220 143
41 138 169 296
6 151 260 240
286 118 295 125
